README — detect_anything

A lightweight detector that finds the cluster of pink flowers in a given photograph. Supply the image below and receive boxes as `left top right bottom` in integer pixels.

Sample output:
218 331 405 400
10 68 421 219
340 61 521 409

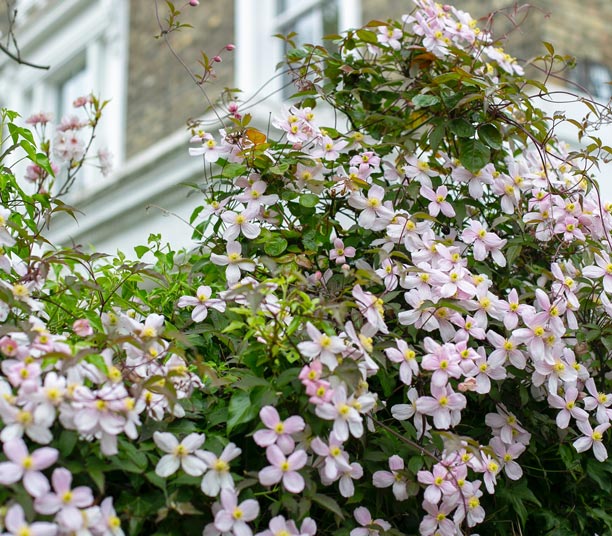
183 1 612 527
2 0 612 534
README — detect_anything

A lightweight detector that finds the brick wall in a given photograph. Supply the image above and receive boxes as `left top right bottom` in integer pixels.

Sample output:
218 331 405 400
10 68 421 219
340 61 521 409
125 0 234 158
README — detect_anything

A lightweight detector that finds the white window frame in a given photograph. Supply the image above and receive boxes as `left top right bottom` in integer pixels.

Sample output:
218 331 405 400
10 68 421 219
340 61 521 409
235 0 361 99
0 0 129 198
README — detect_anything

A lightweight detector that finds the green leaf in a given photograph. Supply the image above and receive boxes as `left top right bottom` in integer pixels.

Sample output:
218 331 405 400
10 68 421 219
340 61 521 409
334 359 362 393
448 118 474 138
299 193 319 208
412 94 440 109
429 122 446 153
407 456 424 473
587 458 612 493
134 245 149 259
88 466 106 493
355 29 378 45
227 390 259 433
264 236 288 257
312 493 345 519
505 244 522 267
457 138 490 173
221 163 247 178
57 430 78 457
478 124 503 149
84 354 109 375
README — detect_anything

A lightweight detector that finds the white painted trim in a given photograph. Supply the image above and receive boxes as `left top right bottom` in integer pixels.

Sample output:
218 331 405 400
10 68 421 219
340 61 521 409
235 0 362 99
0 0 129 176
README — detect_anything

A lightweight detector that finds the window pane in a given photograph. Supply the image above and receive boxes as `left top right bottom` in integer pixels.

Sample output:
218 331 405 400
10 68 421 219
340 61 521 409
57 63 90 120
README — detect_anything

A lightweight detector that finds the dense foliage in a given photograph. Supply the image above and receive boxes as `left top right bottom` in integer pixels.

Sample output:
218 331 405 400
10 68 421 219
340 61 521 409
0 1 611 535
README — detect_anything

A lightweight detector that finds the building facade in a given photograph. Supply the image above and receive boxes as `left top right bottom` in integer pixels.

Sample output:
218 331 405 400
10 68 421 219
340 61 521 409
1 0 611 253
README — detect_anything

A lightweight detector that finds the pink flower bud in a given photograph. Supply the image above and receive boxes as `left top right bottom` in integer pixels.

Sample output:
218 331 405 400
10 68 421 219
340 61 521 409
189 0 199 6
225 44 235 51
212 55 222 63
458 378 478 392
73 318 93 337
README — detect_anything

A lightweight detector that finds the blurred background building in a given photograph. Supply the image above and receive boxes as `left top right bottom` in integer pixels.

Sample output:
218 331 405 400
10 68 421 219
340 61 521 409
1 0 611 254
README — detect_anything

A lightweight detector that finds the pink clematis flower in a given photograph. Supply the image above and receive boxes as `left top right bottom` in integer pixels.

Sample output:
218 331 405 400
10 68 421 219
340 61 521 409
258 445 307 493
3 503 57 536
153 432 207 477
177 285 226 322
253 406 305 454
221 206 261 241
352 284 388 334
330 238 356 265
0 437 57 497
34 468 94 526
350 507 391 536
461 219 507 266
573 420 610 462
197 442 242 496
297 322 346 371
417 463 457 504
420 185 455 217
547 387 589 429
582 251 612 293
373 455 409 501
384 340 419 386
210 241 256 285
311 432 352 480
214 489 259 536
315 384 367 441
415 383 466 429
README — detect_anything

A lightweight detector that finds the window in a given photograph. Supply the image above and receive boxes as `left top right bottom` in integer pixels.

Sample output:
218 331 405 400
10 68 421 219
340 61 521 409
0 0 128 199
571 59 612 101
235 0 361 100
275 0 340 99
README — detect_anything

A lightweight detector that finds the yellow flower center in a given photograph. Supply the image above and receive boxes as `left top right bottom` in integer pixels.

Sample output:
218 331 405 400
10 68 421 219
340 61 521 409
214 459 229 473
174 445 187 457
404 349 415 361
275 423 284 434
12 284 29 298
17 410 32 424
22 456 33 469
109 367 122 382
141 327 156 338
